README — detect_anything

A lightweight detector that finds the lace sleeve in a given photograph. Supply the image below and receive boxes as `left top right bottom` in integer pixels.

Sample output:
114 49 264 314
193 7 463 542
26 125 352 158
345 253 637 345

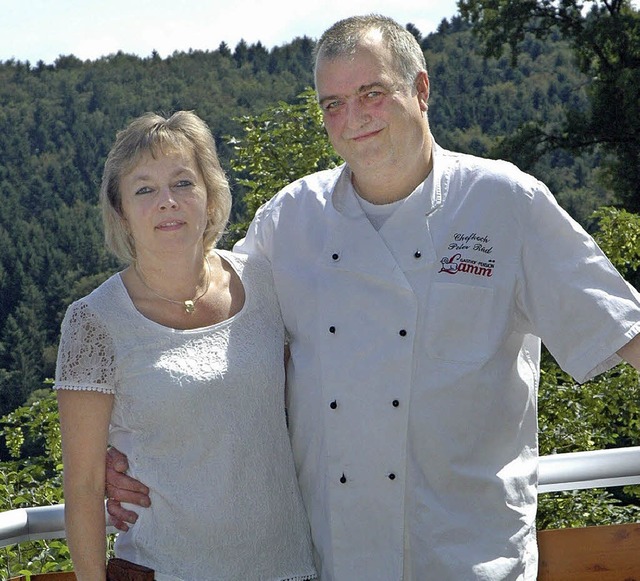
54 300 117 394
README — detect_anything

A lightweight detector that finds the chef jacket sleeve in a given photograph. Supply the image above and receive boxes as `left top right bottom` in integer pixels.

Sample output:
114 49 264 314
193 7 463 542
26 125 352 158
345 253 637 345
517 180 640 383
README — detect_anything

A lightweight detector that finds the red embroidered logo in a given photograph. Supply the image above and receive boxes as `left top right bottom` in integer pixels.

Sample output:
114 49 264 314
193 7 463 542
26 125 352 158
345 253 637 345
439 253 495 278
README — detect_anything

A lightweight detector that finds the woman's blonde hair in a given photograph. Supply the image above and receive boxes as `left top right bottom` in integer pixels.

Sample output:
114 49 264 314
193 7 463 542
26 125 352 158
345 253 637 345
100 110 231 263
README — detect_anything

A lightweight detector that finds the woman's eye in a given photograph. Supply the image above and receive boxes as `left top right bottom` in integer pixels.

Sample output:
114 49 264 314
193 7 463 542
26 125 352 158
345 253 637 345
175 180 193 188
135 186 153 195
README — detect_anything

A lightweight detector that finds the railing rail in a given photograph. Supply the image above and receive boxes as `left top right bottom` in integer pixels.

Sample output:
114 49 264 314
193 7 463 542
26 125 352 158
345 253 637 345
0 504 66 548
0 503 116 549
2 446 640 549
537 445 640 493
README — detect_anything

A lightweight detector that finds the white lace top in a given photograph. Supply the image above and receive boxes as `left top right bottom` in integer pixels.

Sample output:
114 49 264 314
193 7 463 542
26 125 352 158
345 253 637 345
55 250 316 581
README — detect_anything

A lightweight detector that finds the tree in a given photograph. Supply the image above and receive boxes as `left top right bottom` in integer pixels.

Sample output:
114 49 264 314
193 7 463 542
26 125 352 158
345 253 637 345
459 0 640 210
406 23 423 44
226 88 341 245
218 42 231 58
0 275 49 416
591 206 640 284
233 39 250 67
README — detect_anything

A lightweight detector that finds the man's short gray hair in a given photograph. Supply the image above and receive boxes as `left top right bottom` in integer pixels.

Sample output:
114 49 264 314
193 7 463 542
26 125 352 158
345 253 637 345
314 14 427 88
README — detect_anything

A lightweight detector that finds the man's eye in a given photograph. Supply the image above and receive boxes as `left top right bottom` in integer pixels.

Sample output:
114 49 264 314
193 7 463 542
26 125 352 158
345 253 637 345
365 91 383 99
323 100 342 112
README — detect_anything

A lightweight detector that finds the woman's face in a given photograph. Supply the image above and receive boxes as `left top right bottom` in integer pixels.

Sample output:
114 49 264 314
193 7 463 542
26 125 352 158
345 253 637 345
119 147 209 261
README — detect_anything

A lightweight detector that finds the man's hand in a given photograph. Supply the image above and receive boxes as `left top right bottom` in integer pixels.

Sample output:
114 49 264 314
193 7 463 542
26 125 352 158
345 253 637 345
618 333 640 372
105 447 151 532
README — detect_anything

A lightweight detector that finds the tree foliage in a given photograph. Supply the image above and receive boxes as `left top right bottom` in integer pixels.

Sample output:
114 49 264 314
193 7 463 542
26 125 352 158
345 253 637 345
0 389 70 576
0 19 622 417
459 0 640 210
0 389 117 577
226 88 341 244
591 207 640 280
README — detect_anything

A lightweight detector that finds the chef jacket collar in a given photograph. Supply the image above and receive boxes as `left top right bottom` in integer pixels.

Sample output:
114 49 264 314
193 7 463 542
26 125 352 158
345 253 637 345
330 142 445 219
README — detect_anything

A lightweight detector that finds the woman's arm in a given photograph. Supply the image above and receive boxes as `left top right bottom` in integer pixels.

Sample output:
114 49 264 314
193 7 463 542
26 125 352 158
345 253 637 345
57 388 114 581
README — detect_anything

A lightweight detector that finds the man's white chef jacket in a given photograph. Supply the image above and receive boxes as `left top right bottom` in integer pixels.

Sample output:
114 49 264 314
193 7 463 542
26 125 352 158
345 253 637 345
235 145 640 580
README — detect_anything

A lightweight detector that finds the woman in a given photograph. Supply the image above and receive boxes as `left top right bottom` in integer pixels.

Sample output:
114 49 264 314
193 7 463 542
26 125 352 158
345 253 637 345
55 111 316 581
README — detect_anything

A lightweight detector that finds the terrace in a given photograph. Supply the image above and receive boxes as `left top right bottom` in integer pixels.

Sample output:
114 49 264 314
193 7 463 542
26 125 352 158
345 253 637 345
2 446 640 580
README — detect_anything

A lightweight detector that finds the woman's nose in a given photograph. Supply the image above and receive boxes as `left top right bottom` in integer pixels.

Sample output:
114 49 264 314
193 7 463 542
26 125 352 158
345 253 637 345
158 187 178 210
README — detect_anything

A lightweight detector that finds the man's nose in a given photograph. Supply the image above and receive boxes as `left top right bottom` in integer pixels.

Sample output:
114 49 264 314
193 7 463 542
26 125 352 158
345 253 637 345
346 98 371 129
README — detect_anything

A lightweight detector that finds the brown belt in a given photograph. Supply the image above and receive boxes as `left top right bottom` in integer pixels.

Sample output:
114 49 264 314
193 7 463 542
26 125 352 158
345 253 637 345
107 557 155 581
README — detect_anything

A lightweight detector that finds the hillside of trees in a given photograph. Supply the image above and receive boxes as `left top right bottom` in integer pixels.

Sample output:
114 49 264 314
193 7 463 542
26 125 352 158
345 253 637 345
0 17 612 420
0 35 316 418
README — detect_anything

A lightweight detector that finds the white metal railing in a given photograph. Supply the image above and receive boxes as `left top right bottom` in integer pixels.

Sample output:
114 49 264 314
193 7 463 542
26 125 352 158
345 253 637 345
0 502 116 549
1 446 640 548
538 445 640 493
0 504 66 548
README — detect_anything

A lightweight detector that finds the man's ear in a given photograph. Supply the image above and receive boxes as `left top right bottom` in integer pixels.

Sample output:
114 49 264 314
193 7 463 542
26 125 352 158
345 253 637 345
416 71 430 112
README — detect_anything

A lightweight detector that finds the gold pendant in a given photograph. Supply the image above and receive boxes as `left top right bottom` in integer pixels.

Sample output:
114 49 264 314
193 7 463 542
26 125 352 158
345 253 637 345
184 300 195 314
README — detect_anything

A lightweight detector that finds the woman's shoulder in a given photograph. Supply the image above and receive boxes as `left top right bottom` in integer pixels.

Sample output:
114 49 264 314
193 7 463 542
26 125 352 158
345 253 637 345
216 249 279 316
216 248 272 278
64 272 128 323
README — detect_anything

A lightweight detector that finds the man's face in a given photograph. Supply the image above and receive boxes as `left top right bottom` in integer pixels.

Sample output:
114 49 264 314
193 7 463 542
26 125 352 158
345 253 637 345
316 35 429 180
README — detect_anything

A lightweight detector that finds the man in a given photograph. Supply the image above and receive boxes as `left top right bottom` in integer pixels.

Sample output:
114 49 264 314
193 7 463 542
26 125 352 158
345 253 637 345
106 14 640 580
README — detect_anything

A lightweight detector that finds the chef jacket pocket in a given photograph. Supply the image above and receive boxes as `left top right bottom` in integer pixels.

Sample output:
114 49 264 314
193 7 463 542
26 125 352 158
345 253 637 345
425 282 494 363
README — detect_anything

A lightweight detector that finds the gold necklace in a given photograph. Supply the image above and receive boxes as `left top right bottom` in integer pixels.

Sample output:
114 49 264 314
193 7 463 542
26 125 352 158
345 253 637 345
134 256 211 314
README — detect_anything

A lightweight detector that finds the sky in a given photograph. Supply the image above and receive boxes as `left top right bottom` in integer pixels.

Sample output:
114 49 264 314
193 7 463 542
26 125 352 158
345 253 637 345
0 0 461 65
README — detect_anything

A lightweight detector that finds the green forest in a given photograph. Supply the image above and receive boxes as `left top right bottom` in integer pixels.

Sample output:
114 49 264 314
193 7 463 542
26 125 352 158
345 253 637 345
2 0 640 576
0 14 615 418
